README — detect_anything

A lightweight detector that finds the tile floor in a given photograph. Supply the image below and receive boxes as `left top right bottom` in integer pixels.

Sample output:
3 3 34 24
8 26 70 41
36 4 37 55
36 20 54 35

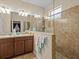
11 53 36 59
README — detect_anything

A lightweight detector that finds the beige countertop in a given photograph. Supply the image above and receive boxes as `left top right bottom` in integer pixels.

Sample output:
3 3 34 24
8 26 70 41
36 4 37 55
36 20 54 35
0 31 54 39
0 34 34 39
24 30 54 35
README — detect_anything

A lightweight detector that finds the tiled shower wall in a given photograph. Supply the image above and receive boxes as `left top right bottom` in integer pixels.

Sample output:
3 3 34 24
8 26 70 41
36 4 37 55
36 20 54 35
54 5 79 59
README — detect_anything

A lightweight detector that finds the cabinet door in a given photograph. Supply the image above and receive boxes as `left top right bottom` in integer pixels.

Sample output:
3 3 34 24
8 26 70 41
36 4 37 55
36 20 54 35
0 39 14 59
28 39 33 52
25 36 33 53
14 37 25 56
25 38 28 53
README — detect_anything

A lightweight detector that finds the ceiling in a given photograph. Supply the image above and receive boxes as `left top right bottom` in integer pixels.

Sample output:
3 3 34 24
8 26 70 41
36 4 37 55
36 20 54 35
22 0 52 8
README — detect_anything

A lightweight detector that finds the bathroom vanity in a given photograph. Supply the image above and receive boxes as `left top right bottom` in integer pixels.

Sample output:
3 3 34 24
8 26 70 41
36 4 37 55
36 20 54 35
0 34 34 59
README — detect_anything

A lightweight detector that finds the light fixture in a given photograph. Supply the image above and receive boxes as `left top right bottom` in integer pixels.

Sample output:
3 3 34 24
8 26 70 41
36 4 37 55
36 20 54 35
45 16 50 19
21 10 25 16
24 12 28 16
5 8 11 14
0 6 41 18
34 14 40 18
0 7 6 13
18 11 22 16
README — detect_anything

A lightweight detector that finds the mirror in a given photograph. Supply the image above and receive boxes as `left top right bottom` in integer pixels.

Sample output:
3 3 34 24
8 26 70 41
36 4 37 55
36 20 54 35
0 12 53 35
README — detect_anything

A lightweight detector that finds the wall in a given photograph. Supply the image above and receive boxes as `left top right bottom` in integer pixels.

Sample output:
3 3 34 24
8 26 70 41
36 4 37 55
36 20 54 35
44 0 53 17
54 3 79 59
0 0 44 16
0 13 11 35
53 0 79 59
45 0 79 16
0 14 3 34
54 0 79 11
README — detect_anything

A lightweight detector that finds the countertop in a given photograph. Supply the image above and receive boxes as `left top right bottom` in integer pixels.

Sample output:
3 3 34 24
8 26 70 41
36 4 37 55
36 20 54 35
0 31 54 39
0 34 34 39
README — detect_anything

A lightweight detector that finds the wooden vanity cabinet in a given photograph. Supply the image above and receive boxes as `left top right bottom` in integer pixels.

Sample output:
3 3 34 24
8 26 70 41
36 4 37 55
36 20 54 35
14 36 34 55
0 36 34 59
14 37 25 56
0 38 14 59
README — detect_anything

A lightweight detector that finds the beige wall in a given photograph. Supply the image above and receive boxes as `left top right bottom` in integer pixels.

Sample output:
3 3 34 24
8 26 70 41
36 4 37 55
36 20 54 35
0 13 11 34
54 0 79 11
45 0 79 16
54 0 79 59
44 0 53 17
0 0 45 16
55 5 79 59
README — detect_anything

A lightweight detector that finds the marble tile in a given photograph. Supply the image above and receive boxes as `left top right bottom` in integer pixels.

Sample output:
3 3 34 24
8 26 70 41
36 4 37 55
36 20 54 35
55 5 79 59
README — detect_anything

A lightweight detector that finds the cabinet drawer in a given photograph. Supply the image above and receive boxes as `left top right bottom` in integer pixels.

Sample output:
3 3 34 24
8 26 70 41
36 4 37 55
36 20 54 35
0 38 13 44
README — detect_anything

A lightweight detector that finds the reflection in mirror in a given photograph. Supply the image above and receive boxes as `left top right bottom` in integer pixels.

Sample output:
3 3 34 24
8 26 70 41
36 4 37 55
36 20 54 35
11 21 21 35
26 22 30 30
0 12 53 35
